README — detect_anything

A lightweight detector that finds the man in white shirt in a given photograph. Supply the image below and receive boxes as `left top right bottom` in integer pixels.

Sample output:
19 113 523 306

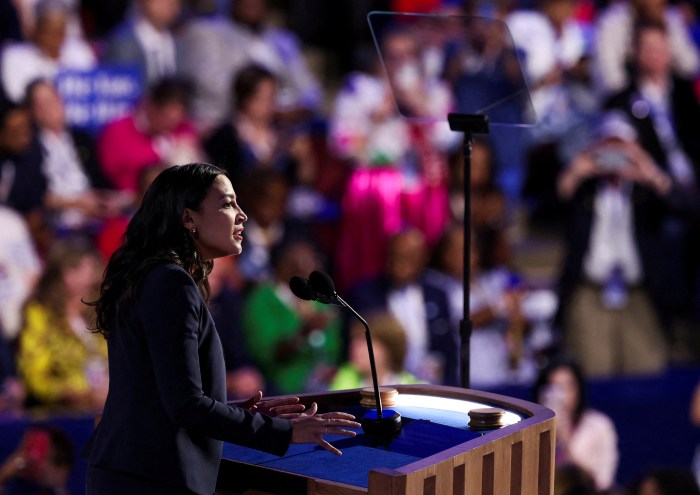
556 111 672 377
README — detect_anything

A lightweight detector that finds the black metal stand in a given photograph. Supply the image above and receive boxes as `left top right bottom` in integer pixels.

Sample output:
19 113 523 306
447 113 490 389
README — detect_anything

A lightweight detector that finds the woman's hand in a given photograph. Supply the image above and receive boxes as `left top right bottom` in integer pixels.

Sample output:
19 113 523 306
290 403 361 456
238 391 307 418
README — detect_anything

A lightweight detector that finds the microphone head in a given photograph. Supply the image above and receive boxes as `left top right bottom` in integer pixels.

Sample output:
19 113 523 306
289 276 315 301
309 270 336 297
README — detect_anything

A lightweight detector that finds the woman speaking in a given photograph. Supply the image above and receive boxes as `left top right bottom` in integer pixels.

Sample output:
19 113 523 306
84 163 359 494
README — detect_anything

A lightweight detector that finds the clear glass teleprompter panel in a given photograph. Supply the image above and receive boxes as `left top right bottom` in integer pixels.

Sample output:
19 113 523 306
367 11 536 127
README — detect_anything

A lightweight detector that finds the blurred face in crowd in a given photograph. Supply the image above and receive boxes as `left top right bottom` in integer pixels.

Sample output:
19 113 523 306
470 141 492 189
349 323 389 376
184 175 247 259
249 177 288 228
543 366 579 415
386 229 428 287
542 0 575 29
383 32 423 93
0 108 33 155
635 27 672 80
144 100 187 135
34 11 67 60
139 0 181 30
241 77 277 123
275 241 319 284
28 81 65 132
63 253 103 300
633 0 666 22
231 0 267 29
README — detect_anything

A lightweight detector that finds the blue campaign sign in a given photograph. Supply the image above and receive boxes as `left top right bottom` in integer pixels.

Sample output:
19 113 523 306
55 65 143 133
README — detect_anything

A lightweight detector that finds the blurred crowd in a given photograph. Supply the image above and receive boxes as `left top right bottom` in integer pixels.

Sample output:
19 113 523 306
0 0 700 492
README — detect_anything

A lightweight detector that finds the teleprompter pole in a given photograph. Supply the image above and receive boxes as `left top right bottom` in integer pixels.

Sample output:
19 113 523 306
447 113 490 389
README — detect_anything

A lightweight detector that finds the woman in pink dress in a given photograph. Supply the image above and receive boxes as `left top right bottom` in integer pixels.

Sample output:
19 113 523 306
328 28 459 292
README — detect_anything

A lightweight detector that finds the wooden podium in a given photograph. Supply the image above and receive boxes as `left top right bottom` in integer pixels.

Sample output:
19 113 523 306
217 384 555 495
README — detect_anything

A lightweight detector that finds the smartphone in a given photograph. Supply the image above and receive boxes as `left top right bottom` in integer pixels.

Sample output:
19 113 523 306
592 146 631 172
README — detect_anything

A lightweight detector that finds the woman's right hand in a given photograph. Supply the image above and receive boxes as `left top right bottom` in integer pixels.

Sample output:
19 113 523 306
290 403 361 456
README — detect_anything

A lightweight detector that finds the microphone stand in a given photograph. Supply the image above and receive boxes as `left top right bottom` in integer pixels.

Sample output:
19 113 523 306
447 113 490 389
335 294 383 419
307 270 401 439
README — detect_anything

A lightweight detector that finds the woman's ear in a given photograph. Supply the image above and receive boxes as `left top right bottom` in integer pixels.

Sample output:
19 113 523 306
182 208 195 230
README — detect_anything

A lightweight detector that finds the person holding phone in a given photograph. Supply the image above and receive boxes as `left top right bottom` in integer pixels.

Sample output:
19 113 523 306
0 426 75 495
83 163 359 495
533 359 619 492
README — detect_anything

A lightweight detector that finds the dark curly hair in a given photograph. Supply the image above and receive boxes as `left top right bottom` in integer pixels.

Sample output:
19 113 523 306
89 163 225 336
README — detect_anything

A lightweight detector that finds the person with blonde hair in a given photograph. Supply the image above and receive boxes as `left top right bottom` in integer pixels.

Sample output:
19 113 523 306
330 312 422 390
17 236 108 410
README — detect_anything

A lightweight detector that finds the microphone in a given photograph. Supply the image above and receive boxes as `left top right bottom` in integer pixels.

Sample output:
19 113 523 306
289 275 316 301
307 270 402 440
288 275 339 306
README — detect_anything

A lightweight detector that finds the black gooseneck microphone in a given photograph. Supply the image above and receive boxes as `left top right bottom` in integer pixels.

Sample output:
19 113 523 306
304 270 402 439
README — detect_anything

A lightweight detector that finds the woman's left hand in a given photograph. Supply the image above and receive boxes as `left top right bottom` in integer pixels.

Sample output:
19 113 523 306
239 391 307 418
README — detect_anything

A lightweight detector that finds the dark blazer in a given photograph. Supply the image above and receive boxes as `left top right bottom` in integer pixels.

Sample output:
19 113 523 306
347 275 459 387
602 77 700 317
555 178 673 328
0 138 47 214
605 77 700 213
85 263 292 495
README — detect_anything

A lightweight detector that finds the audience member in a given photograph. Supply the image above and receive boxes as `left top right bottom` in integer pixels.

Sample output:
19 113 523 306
448 137 509 228
627 467 700 495
556 111 671 377
242 238 342 394
25 79 128 235
0 101 50 253
348 228 459 386
554 464 600 495
329 26 459 292
507 0 589 118
179 0 323 130
428 223 535 388
17 237 108 411
0 0 96 103
97 76 202 193
204 63 317 189
592 0 700 96
208 255 266 400
329 311 422 391
0 332 25 414
0 425 75 495
235 168 310 287
95 163 166 262
470 232 536 388
102 0 183 88
508 0 599 222
534 358 619 492
605 21 700 337
0 205 42 342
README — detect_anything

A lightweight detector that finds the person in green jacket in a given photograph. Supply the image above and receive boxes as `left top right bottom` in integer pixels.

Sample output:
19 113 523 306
243 239 341 394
